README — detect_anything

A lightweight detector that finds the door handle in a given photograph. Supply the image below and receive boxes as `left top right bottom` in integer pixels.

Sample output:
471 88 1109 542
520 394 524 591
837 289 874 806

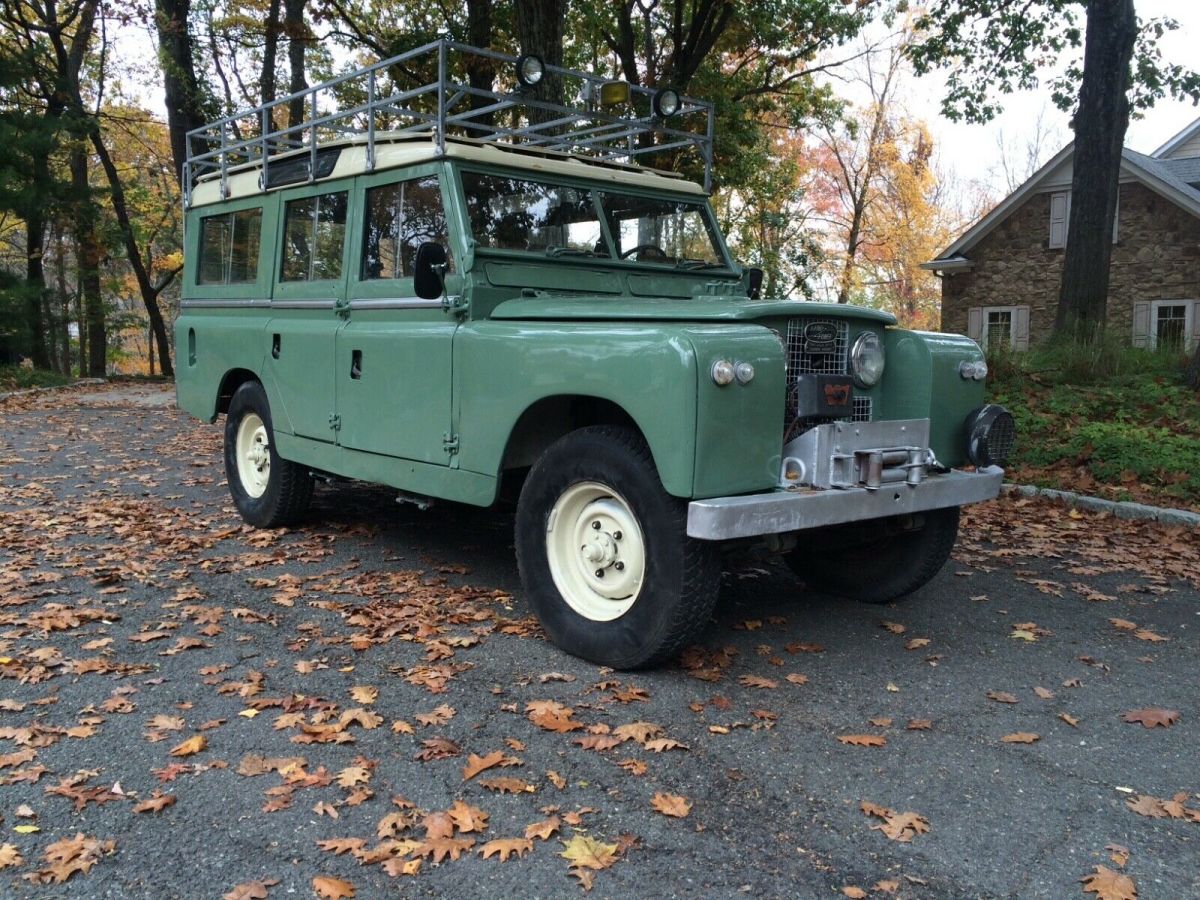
350 350 362 380
271 333 280 359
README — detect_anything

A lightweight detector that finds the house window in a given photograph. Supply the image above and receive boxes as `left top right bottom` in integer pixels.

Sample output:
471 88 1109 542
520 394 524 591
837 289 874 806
968 305 1030 351
1135 300 1200 350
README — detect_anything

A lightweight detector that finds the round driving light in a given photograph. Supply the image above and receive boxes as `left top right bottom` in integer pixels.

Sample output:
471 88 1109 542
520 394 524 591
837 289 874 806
734 362 755 384
965 404 1016 467
958 359 989 381
652 87 681 117
516 54 545 88
711 359 735 386
850 331 885 388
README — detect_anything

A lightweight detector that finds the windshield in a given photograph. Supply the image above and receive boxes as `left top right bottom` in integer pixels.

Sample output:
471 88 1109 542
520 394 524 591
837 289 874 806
459 170 728 268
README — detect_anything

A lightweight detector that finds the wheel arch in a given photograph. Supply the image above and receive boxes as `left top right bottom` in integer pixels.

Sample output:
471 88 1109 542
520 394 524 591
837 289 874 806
216 368 261 416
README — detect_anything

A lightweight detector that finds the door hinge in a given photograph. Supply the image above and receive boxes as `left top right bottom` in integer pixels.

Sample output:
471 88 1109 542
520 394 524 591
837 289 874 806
442 432 459 455
328 414 342 431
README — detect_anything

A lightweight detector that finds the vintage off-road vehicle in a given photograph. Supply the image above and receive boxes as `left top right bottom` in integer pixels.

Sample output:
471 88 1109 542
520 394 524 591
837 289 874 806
175 41 1013 669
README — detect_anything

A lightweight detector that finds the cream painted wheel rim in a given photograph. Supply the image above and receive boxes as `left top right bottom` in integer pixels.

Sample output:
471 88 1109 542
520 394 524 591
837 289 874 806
235 413 271 499
546 481 646 622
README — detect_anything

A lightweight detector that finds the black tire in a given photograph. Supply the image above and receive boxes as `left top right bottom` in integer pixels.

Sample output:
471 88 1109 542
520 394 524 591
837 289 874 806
786 506 960 604
515 426 720 669
223 380 313 528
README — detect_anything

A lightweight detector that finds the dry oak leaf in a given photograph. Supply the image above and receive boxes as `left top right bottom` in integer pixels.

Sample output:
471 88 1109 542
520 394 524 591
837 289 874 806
842 888 867 899
381 857 421 877
478 838 534 861
906 719 933 731
315 838 367 856
786 673 809 685
1001 733 1040 744
1034 687 1056 700
1080 865 1136 900
573 735 623 752
738 675 778 689
1110 618 1138 631
348 686 378 705
447 800 490 833
860 801 930 843
415 837 475 863
612 722 662 743
462 751 506 781
560 833 620 871
35 833 116 884
223 878 280 900
416 704 456 727
0 843 22 869
422 811 456 840
1106 844 1130 868
547 769 567 788
881 621 906 635
987 691 1018 704
336 766 371 788
1133 630 1168 643
168 734 207 757
478 776 536 794
1120 708 1179 728
643 737 688 752
133 790 177 813
1059 713 1080 728
312 875 355 899
651 792 692 818
414 737 461 761
905 638 930 651
838 734 887 747
526 816 561 841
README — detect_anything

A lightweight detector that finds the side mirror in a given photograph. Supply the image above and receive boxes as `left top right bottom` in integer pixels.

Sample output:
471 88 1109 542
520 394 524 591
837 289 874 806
746 266 764 300
414 242 449 300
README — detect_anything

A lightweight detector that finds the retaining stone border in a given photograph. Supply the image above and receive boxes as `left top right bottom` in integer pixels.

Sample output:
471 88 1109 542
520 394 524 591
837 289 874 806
1003 483 1200 528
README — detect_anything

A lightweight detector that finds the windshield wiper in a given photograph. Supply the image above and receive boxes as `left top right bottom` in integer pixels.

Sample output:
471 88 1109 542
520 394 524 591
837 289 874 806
675 259 729 271
546 246 607 258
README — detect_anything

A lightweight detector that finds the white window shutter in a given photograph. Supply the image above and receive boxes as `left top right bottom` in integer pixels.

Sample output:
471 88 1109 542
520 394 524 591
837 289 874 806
1191 300 1200 350
1131 301 1151 348
1049 191 1069 249
1013 306 1031 350
967 307 983 344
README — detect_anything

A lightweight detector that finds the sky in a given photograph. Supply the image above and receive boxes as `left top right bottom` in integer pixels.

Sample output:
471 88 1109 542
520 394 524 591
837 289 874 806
903 0 1200 195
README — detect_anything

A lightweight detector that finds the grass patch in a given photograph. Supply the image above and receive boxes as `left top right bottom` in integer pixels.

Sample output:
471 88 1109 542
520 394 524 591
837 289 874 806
989 344 1200 509
0 365 73 392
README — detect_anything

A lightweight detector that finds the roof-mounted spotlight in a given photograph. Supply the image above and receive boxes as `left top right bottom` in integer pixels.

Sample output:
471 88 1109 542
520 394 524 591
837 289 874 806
596 80 632 108
516 54 545 89
652 87 681 118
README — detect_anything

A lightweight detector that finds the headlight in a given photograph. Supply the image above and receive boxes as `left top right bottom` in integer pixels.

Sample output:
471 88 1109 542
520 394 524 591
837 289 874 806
652 88 681 117
850 332 885 388
959 359 988 381
965 404 1015 467
516 54 545 88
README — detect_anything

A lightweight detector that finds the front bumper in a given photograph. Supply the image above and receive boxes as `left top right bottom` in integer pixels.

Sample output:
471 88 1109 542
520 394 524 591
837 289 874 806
686 466 1004 540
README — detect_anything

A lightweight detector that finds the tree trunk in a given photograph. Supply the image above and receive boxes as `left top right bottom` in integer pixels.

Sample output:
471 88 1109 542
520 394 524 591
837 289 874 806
261 0 281 108
515 0 567 126
284 0 308 129
155 0 209 186
70 147 105 378
1053 0 1137 342
465 0 495 128
23 213 51 369
53 226 71 375
89 129 175 377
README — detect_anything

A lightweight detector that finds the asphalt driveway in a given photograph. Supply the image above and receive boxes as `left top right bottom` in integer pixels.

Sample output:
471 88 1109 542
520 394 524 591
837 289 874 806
0 383 1196 899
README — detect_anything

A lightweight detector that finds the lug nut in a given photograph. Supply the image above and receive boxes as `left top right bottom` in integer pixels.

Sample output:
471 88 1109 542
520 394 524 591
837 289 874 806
591 521 601 530
612 531 622 540
594 569 604 578
615 561 625 571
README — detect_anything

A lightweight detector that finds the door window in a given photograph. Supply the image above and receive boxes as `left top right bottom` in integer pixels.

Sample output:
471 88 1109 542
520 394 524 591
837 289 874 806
362 175 451 279
461 173 605 256
281 190 348 281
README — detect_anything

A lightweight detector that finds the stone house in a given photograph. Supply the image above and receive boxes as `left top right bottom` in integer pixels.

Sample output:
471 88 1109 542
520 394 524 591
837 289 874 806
924 118 1200 353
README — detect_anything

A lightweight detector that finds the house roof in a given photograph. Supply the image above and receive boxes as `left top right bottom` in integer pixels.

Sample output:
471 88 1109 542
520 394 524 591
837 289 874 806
922 136 1200 272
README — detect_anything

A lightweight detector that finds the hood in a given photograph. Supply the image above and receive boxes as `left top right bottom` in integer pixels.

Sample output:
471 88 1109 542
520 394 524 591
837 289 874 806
488 295 897 325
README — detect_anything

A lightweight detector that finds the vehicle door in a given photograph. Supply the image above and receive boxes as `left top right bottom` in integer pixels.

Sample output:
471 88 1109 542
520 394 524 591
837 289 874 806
334 163 458 464
264 181 352 442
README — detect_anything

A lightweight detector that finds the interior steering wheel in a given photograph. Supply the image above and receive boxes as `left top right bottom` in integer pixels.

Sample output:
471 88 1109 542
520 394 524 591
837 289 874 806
619 243 668 260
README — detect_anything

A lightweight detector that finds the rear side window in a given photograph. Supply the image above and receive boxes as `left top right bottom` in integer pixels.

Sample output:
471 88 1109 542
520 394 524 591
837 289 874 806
362 175 451 279
281 191 348 281
197 208 262 284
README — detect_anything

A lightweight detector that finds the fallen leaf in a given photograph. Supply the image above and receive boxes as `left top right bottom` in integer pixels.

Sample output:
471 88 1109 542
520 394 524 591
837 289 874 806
1079 865 1136 900
560 834 619 871
312 875 355 899
861 801 930 843
1120 708 1179 728
525 816 561 841
349 686 378 704
0 843 22 869
1000 733 1040 744
650 792 692 818
168 734 207 757
133 791 176 813
838 734 887 747
462 751 506 781
478 838 533 861
987 691 1018 704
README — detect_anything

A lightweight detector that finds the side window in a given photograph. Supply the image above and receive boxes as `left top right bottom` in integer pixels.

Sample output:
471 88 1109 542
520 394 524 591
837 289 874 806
281 190 348 282
197 208 262 285
362 175 451 280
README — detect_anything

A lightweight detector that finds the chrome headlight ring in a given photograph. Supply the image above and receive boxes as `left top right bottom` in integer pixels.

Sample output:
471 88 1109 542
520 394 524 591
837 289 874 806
850 331 885 388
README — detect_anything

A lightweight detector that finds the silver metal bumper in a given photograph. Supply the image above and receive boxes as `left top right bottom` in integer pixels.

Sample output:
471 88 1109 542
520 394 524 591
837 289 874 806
686 466 1004 540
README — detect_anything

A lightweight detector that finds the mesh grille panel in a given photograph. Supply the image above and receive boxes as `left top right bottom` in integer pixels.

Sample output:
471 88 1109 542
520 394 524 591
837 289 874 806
786 318 848 376
852 395 872 422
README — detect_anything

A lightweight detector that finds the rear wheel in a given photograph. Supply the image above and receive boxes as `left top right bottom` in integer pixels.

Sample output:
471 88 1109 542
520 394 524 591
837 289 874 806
223 381 313 528
515 426 719 669
786 506 960 604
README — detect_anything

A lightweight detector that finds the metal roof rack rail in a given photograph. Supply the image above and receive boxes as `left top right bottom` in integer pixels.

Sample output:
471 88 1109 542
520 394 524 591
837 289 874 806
183 38 715 207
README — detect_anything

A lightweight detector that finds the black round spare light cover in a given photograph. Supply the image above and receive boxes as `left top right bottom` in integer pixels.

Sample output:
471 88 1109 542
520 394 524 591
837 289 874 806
966 404 1015 467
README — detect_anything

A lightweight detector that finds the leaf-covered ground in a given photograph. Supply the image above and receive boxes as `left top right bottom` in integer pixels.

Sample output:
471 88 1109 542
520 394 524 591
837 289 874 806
0 383 1197 899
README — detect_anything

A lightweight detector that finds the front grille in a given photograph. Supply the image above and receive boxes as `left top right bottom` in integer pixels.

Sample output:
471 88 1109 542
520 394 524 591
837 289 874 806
784 317 872 441
786 317 848 375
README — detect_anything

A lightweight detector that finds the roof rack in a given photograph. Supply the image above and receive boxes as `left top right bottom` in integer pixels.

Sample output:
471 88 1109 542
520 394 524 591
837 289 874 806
184 39 715 207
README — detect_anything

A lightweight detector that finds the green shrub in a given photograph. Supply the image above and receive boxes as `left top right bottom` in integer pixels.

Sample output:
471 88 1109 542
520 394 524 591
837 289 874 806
0 365 72 391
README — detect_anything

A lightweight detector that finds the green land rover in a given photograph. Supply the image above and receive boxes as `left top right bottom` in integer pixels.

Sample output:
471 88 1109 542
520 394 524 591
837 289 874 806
175 41 1013 669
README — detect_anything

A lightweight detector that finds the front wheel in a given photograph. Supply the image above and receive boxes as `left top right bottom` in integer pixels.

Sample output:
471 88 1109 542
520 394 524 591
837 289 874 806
224 381 313 528
515 426 719 669
786 506 960 604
